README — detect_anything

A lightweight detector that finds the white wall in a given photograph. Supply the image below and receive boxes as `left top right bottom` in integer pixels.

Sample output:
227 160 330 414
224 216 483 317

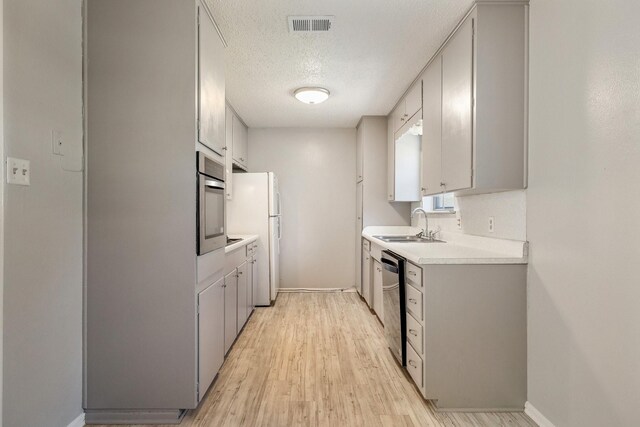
413 190 527 242
248 128 356 289
527 1 640 426
3 0 83 425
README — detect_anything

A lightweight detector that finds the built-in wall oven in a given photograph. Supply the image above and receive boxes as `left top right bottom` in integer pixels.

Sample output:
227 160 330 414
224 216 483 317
382 250 407 366
197 152 226 255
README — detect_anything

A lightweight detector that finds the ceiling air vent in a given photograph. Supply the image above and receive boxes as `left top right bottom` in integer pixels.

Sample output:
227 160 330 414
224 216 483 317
288 16 334 33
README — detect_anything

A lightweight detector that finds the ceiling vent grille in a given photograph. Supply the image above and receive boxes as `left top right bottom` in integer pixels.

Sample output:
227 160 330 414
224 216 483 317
288 16 334 33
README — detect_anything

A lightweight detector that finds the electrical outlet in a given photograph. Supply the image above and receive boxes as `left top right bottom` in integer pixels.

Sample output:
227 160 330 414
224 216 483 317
6 157 30 186
52 130 64 155
488 216 495 233
456 217 462 229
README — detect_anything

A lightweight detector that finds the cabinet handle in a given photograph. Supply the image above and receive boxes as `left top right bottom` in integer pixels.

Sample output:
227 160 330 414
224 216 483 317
222 146 228 151
408 360 417 368
377 267 382 272
408 271 417 276
440 182 445 187
409 329 418 336
408 298 417 304
238 271 243 275
404 113 409 117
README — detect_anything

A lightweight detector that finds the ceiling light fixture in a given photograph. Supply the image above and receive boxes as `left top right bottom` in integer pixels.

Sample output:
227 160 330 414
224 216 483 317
294 87 330 105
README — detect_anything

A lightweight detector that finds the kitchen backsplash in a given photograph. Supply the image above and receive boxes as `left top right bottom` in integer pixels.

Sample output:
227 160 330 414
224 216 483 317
412 190 526 241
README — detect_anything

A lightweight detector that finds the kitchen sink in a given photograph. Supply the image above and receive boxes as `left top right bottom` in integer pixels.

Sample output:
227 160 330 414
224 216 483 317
372 235 445 243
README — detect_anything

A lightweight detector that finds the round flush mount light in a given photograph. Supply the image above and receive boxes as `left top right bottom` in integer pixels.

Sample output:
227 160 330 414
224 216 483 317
294 87 330 104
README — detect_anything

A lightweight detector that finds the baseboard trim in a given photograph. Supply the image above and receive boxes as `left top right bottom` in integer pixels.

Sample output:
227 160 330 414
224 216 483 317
525 401 555 427
67 412 85 427
278 287 357 293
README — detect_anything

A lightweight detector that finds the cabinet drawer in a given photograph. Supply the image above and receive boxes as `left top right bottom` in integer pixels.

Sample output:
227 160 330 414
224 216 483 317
406 283 423 321
406 311 423 355
406 262 422 288
246 242 258 257
363 239 371 252
406 340 424 388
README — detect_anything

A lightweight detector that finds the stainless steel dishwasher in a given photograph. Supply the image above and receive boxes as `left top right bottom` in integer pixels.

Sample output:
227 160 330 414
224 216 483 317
381 250 406 366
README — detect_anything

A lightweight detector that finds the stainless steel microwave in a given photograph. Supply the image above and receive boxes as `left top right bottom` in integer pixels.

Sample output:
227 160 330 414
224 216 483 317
197 152 226 255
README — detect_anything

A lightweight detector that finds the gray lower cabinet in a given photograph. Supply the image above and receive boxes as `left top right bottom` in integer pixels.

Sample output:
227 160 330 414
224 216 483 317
372 259 383 323
249 255 258 314
237 261 248 333
405 262 527 411
362 248 371 307
224 270 238 354
198 278 224 399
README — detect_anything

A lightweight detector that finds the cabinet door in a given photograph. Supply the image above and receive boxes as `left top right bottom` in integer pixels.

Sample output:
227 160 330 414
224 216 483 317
225 105 233 200
373 259 383 322
405 80 423 121
394 102 406 133
355 183 363 293
356 122 364 182
387 114 395 201
441 16 473 193
232 115 248 168
237 261 248 332
224 270 237 354
250 255 258 313
362 249 371 306
198 4 225 155
198 277 224 400
422 56 443 196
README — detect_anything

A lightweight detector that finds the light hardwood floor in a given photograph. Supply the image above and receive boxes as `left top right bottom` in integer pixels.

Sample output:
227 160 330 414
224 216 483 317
95 292 537 427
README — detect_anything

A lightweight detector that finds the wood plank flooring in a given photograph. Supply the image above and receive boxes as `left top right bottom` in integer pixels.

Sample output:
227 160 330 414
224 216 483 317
95 292 537 427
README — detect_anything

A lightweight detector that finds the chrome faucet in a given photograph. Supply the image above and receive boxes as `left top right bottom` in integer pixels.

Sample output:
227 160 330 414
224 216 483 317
411 207 429 238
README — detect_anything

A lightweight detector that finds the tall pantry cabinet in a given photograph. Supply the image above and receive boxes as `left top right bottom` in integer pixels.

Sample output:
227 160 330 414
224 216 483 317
84 0 226 423
355 117 410 295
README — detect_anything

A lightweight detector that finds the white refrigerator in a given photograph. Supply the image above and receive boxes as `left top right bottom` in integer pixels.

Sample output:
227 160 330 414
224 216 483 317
227 172 281 305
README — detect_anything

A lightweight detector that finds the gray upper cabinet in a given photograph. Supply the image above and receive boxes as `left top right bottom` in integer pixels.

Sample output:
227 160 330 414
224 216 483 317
387 114 395 200
356 123 364 182
421 2 528 196
198 278 224 401
225 105 234 199
197 2 225 156
421 55 442 196
441 17 473 193
232 113 248 169
392 81 423 134
404 82 422 123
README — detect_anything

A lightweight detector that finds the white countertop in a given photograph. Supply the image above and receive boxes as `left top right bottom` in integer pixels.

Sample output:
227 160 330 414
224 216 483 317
224 234 259 254
362 226 528 265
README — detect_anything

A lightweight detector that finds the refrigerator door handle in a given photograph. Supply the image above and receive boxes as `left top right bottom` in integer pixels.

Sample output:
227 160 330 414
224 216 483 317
277 193 281 216
278 216 282 239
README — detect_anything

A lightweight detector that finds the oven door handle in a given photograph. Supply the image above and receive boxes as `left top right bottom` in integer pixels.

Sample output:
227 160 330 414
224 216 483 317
205 179 225 190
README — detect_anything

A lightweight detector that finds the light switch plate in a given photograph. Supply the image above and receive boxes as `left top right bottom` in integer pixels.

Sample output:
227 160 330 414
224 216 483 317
7 157 30 186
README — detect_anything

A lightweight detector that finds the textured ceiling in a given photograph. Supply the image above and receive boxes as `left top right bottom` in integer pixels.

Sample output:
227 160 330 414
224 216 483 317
207 0 474 128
